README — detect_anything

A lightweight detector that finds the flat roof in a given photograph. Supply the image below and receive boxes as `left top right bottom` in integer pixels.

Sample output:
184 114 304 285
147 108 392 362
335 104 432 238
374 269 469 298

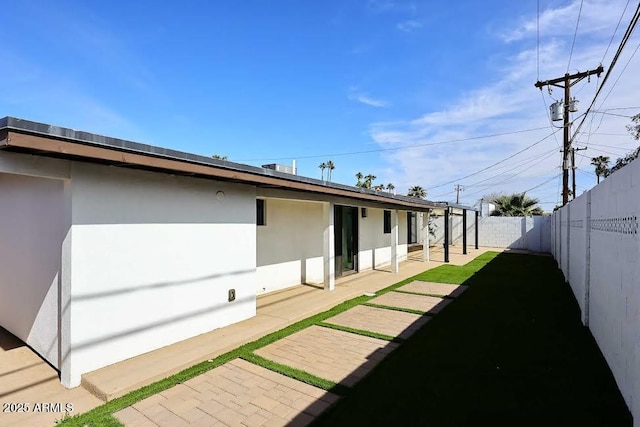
0 116 477 211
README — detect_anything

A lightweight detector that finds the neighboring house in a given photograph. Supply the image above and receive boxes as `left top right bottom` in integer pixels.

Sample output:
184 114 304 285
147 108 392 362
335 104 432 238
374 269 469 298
0 117 461 389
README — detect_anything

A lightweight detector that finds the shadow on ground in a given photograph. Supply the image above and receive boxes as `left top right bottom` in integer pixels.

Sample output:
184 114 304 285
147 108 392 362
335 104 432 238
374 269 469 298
310 252 632 427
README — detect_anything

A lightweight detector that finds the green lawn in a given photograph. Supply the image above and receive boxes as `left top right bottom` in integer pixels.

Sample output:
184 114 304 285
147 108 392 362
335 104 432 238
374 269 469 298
312 253 632 427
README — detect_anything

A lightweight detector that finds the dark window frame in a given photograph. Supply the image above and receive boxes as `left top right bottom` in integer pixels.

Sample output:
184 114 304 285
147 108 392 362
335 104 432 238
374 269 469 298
383 210 391 234
257 199 266 226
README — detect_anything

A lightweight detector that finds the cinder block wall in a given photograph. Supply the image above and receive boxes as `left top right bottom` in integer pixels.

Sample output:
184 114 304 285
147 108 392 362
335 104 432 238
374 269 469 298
432 214 550 252
551 159 639 425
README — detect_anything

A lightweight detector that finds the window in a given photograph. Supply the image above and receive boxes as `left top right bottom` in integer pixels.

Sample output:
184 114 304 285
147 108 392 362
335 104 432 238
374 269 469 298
383 210 391 233
257 199 266 226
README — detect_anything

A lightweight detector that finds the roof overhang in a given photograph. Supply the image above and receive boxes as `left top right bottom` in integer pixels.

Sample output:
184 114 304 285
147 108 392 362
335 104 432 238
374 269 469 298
0 117 445 211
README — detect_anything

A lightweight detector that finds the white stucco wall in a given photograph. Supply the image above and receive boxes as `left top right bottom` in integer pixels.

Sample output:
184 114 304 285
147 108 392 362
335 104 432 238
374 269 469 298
256 199 324 294
0 172 65 369
359 208 408 270
65 163 257 387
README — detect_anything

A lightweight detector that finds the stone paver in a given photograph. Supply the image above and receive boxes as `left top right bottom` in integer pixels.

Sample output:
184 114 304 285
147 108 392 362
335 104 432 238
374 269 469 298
399 281 469 298
114 359 338 427
255 325 398 387
324 305 430 339
369 291 451 313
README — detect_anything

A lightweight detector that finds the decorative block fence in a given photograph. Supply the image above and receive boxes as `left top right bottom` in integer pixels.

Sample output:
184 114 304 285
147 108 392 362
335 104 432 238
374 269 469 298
550 159 639 426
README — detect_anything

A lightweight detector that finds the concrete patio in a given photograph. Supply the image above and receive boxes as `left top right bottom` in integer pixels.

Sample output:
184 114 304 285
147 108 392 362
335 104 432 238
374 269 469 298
0 246 497 427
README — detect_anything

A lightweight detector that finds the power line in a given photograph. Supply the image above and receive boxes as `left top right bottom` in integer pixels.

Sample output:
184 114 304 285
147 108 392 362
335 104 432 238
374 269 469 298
425 129 562 191
235 126 550 162
571 2 640 143
602 0 632 63
523 173 562 193
459 150 559 199
567 0 584 72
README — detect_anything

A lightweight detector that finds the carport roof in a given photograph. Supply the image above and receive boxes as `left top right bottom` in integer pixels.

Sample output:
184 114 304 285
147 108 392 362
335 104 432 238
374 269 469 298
0 116 477 212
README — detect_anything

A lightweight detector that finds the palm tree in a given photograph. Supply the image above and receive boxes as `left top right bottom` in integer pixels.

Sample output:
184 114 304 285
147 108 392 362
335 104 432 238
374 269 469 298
355 172 364 187
590 156 610 184
326 160 335 182
490 192 543 216
407 185 426 199
364 174 376 189
212 154 228 160
319 162 327 181
387 183 395 194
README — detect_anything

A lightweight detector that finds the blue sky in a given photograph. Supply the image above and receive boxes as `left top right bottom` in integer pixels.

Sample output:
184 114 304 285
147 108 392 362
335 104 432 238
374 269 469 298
2 0 639 209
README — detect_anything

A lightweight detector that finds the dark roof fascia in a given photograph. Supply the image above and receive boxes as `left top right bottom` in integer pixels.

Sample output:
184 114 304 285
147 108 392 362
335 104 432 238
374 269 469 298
0 116 444 210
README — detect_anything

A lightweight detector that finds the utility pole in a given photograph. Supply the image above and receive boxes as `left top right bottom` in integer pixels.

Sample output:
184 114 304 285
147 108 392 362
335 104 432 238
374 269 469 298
454 184 464 204
535 66 603 206
571 146 587 200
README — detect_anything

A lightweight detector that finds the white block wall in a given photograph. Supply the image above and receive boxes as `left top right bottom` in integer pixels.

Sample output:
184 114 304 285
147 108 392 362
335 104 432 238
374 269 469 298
551 158 640 426
66 162 257 387
0 173 65 369
431 211 476 248
478 216 551 252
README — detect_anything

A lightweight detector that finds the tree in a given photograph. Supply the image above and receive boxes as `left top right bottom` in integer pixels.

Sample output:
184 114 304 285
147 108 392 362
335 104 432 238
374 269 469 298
364 174 376 188
212 154 228 160
626 112 640 140
326 160 335 182
355 172 364 187
319 162 327 181
386 183 395 194
606 113 640 177
590 156 610 184
407 185 426 199
490 192 543 217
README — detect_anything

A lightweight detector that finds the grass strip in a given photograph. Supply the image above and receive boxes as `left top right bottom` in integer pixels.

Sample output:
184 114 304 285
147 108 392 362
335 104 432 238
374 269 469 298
317 322 402 343
241 353 351 395
362 302 428 316
60 253 501 426
392 289 454 299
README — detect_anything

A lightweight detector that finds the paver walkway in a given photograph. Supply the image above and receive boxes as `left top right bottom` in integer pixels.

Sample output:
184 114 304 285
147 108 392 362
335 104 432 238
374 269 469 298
369 291 451 313
114 359 339 427
323 305 430 339
398 281 468 297
255 326 398 387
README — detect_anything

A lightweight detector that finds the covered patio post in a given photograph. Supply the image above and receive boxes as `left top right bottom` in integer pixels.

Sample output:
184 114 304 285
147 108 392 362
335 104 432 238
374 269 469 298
475 210 479 249
423 210 430 262
462 208 467 255
391 209 399 273
444 208 450 263
322 202 335 290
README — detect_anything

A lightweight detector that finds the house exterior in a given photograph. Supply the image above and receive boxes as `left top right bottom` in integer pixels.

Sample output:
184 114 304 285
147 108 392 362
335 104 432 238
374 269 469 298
0 117 470 388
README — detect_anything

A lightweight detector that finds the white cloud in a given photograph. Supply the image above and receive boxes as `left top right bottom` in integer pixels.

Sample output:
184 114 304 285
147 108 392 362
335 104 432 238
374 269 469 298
501 0 624 43
348 88 389 107
397 20 422 32
367 0 640 207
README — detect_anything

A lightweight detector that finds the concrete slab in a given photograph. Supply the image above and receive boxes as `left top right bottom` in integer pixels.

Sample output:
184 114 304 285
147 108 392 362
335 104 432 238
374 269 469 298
255 325 398 387
324 305 430 339
369 292 451 314
114 359 338 427
0 327 102 427
399 281 469 298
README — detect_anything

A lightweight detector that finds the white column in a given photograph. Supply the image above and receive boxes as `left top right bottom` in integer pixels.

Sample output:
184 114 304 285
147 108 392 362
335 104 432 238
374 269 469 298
391 209 399 273
423 211 430 262
323 202 335 291
60 179 75 387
